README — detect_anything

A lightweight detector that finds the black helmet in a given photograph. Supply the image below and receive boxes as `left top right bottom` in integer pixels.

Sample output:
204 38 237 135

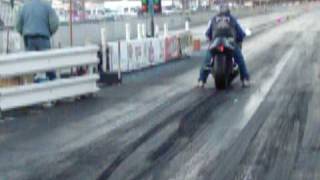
218 4 230 15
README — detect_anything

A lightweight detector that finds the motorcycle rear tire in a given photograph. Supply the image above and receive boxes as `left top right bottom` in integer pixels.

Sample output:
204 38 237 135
213 54 233 90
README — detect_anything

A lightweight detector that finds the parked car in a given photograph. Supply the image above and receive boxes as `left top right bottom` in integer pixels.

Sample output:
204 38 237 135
162 6 181 15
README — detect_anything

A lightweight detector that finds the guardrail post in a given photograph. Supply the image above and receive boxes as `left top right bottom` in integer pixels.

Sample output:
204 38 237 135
155 24 159 37
185 21 190 31
1 31 5 54
89 64 95 74
137 24 141 40
56 70 61 79
100 28 107 73
117 41 122 82
164 23 168 37
141 24 146 38
125 23 131 41
6 27 10 54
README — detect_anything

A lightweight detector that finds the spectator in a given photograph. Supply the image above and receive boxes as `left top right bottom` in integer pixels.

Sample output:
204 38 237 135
16 0 59 80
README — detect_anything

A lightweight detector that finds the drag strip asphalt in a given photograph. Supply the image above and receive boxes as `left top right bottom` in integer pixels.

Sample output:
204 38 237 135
0 4 319 180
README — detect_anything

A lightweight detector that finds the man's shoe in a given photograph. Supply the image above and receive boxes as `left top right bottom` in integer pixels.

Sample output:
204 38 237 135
242 79 251 88
197 81 206 88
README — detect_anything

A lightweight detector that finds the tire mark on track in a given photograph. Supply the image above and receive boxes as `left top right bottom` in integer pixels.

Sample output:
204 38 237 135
129 91 231 180
31 88 201 180
201 30 315 180
96 89 229 180
234 90 310 180
237 31 316 180
129 32 304 180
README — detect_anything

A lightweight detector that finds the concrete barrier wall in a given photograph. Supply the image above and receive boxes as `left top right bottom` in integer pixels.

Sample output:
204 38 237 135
0 3 306 53
52 6 276 48
106 32 192 73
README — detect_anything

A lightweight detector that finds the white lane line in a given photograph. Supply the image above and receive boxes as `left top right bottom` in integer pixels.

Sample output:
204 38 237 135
240 47 295 129
170 47 296 180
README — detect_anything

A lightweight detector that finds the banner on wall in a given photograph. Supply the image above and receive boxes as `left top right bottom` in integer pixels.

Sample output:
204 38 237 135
164 36 181 62
145 38 165 66
107 32 192 73
108 38 165 72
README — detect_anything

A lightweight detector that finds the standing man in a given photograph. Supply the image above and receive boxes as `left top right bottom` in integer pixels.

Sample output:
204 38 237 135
16 0 59 80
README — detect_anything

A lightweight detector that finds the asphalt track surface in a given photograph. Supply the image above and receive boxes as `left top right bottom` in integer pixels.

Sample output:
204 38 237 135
1 5 320 180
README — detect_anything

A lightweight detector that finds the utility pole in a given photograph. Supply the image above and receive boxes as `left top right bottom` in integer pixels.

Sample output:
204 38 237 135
148 0 155 37
69 0 73 46
81 0 85 20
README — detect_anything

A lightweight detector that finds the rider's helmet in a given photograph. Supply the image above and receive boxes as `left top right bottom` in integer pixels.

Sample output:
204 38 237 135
218 4 231 15
213 4 235 39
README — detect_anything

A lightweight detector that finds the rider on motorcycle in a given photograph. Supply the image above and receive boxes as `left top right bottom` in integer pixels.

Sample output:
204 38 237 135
198 4 250 87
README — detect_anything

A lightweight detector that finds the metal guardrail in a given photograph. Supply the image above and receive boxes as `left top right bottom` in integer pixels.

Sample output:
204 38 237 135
0 45 100 113
0 46 99 77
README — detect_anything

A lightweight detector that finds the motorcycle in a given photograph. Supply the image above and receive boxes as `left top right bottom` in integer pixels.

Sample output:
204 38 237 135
209 36 239 90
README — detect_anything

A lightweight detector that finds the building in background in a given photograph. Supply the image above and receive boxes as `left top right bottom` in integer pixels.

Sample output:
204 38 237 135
104 0 140 16
49 0 294 22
